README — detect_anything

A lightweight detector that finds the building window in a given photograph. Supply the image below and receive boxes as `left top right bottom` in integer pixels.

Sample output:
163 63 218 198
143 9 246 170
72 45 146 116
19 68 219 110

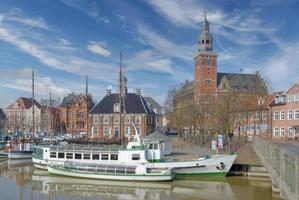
93 115 98 124
274 112 279 120
280 111 285 120
201 40 204 44
92 154 100 160
125 126 130 136
113 103 120 113
295 110 299 119
75 153 82 159
103 115 109 124
93 127 98 135
114 115 119 124
274 128 279 136
66 153 73 159
288 94 294 102
101 154 109 160
125 115 130 124
288 110 293 120
205 79 212 85
114 126 119 137
206 40 209 44
132 154 140 161
104 126 109 135
136 126 141 135
295 93 299 101
280 127 285 136
262 111 267 120
110 154 118 160
135 115 141 124
288 127 293 137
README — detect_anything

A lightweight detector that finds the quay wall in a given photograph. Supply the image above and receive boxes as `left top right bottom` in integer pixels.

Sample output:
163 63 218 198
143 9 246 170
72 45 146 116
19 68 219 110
253 137 299 200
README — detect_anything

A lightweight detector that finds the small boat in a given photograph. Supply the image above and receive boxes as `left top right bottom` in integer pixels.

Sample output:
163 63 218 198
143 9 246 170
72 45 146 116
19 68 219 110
0 149 33 159
47 162 173 181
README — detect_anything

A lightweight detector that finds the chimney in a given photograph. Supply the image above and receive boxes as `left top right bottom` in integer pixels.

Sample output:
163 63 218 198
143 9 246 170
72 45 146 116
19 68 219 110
106 89 111 96
136 89 141 95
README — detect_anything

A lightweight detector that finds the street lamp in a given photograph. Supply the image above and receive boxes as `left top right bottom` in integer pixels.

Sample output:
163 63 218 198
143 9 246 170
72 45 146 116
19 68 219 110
258 96 265 136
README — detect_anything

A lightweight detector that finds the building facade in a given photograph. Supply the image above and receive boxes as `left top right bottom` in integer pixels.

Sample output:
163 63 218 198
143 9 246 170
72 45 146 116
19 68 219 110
144 97 163 131
40 99 60 134
89 89 157 139
173 13 267 135
60 93 94 135
270 84 299 139
0 108 8 133
5 97 41 133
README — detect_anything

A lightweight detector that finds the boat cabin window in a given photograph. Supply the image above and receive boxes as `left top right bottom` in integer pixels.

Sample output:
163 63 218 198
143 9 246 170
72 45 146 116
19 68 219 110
154 143 158 150
50 152 56 158
101 154 109 160
66 153 73 159
75 153 82 160
110 154 118 160
92 154 100 160
132 154 140 160
58 152 65 159
83 154 91 160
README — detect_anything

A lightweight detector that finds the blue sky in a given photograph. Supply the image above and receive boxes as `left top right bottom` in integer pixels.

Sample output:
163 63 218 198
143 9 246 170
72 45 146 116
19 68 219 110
0 0 299 107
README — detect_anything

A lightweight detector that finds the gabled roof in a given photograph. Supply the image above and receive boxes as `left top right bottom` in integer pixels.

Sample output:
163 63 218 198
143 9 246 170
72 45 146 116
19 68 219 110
0 108 7 120
17 97 41 109
60 93 79 107
217 72 267 93
90 93 155 114
144 97 162 110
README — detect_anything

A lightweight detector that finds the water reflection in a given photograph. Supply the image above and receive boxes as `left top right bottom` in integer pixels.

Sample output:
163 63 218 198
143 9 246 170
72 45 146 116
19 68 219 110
0 159 280 200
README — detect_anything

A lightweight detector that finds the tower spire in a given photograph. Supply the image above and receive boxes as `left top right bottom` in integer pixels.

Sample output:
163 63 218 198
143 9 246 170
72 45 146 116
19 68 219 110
199 11 212 52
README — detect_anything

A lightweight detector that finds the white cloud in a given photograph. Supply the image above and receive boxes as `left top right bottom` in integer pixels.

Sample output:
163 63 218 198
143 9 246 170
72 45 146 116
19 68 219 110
126 50 175 74
260 41 299 92
3 8 48 29
0 68 72 99
87 41 111 57
137 24 194 61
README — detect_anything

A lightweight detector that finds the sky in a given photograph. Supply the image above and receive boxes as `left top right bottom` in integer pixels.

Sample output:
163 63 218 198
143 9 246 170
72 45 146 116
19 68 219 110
0 0 299 107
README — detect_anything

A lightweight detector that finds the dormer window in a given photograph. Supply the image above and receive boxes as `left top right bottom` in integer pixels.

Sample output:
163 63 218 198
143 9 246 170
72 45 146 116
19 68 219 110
113 103 120 113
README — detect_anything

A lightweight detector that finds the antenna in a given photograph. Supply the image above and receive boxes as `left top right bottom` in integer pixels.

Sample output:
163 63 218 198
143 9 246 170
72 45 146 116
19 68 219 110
49 92 53 144
32 70 35 134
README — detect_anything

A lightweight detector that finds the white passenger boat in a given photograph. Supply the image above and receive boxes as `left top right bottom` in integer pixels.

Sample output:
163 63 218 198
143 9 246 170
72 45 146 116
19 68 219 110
47 162 173 181
33 123 237 178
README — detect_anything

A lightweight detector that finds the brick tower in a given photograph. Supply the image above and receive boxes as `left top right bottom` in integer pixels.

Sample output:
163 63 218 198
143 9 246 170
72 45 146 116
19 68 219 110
194 12 217 100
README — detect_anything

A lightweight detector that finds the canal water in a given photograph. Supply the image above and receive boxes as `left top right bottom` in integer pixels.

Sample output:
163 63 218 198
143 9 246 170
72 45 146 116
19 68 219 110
0 159 281 200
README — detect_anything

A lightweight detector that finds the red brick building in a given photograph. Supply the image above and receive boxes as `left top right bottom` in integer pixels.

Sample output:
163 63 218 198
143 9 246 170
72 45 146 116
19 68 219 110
270 84 299 139
173 13 267 134
60 93 94 136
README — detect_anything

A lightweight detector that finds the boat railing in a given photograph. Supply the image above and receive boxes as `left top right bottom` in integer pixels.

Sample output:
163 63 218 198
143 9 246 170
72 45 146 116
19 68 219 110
62 161 137 175
50 146 120 154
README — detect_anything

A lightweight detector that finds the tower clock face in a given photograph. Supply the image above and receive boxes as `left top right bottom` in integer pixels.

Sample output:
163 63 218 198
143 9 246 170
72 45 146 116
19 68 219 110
206 57 211 65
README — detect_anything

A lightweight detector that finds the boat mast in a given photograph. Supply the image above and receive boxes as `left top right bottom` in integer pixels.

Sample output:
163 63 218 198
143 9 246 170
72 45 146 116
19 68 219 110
49 92 53 144
119 51 123 145
32 70 35 135
85 75 89 141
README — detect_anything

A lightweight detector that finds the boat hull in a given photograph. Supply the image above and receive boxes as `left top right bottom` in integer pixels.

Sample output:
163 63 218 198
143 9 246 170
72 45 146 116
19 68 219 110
151 154 237 178
0 150 33 159
47 166 173 182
